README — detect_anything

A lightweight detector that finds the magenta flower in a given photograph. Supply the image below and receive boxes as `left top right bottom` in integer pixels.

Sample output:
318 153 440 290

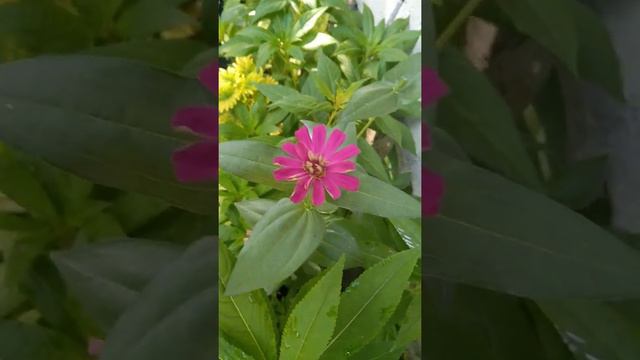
273 124 360 206
171 62 218 182
422 67 448 216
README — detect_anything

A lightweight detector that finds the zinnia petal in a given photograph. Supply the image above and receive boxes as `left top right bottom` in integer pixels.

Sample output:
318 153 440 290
291 176 311 203
311 124 326 154
172 141 217 182
324 128 346 155
332 173 359 191
423 168 444 216
311 179 326 206
282 142 307 160
274 168 306 181
273 156 303 168
327 144 360 162
327 161 356 174
199 62 217 94
322 177 341 200
295 127 313 151
172 107 217 138
423 67 448 107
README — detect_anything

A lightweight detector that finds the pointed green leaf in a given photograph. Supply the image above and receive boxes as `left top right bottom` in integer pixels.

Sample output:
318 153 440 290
51 239 182 331
100 238 217 360
424 151 640 298
0 56 215 215
226 199 326 295
219 335 256 360
280 257 344 360
337 82 399 124
437 48 542 189
219 242 277 360
295 7 328 39
321 249 420 358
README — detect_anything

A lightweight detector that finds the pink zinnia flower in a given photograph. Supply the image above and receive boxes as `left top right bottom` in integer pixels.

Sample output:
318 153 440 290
422 66 448 216
171 62 218 182
273 124 360 206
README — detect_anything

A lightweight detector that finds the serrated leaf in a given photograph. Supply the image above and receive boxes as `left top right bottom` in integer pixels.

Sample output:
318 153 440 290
219 242 277 360
226 199 326 295
280 257 344 360
219 335 256 360
321 249 420 358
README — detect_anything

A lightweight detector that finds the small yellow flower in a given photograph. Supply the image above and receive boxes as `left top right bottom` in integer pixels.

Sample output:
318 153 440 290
218 56 278 113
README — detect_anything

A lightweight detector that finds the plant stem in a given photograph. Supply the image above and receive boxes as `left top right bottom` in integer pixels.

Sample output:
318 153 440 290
436 0 484 49
357 117 375 138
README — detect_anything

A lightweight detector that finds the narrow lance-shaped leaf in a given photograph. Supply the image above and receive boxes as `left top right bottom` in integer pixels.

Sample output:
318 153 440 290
219 242 278 360
280 257 345 360
321 249 420 359
0 56 215 215
424 151 640 299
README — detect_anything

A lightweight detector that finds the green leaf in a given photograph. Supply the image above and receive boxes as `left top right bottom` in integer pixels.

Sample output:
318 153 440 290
315 52 342 96
437 48 542 189
389 218 420 250
235 198 277 227
571 1 625 101
0 0 93 61
253 0 288 22
333 173 420 218
0 56 215 215
337 82 399 125
115 0 195 38
51 239 182 331
538 300 640 360
321 249 419 358
219 242 277 360
361 4 374 39
219 140 286 191
220 335 256 360
303 33 338 50
311 221 365 269
0 145 57 221
349 342 403 360
0 321 84 360
226 199 326 295
101 237 217 360
393 291 421 349
83 39 209 72
494 0 579 72
280 257 344 360
377 47 408 62
424 280 558 360
295 6 328 39
424 151 640 299
375 115 416 154
256 84 331 114
356 139 388 181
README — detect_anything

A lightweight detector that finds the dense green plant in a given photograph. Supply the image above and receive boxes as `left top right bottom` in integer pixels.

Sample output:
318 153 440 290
218 1 423 359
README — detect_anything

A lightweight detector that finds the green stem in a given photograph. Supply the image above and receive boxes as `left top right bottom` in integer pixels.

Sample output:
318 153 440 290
357 117 375 138
436 0 484 49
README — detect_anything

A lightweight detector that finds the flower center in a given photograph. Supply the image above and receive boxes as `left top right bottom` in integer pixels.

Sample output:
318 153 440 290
304 153 326 178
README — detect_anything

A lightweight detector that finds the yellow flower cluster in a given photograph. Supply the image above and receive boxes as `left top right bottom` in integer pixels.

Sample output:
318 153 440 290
219 56 276 115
